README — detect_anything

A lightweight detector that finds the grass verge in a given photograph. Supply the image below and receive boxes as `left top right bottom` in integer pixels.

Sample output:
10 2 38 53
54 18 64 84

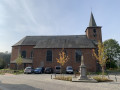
54 76 72 81
54 75 113 82
0 69 24 75
93 76 113 82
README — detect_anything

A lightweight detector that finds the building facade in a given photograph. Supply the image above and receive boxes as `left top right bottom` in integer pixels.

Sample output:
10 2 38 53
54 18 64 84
10 12 102 72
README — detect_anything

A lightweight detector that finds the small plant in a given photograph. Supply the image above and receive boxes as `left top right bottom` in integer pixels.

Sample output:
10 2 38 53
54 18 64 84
13 70 24 75
54 76 72 81
93 76 113 82
56 48 69 74
16 54 23 70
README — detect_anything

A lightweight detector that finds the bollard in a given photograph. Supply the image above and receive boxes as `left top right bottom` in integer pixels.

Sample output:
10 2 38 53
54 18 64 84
107 74 110 79
75 73 76 78
115 74 117 82
55 73 56 78
51 74 52 79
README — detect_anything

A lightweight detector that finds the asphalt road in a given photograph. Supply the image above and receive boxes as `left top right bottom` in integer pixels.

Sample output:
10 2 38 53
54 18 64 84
0 74 120 90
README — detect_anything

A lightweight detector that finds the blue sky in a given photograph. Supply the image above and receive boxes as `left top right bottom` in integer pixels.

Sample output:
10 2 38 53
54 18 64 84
0 0 120 52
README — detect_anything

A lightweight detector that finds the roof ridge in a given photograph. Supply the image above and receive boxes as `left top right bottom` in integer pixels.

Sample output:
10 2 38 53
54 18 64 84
26 35 86 37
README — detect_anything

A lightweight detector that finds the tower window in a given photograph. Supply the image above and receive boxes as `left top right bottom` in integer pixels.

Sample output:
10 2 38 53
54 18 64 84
93 33 97 37
93 29 96 33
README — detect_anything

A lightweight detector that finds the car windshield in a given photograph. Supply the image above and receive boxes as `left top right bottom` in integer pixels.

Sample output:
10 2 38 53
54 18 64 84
56 67 60 69
26 67 31 69
46 67 50 70
36 68 41 70
68 68 72 70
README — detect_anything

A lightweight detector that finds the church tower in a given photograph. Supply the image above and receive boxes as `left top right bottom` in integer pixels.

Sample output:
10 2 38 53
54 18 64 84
85 12 102 42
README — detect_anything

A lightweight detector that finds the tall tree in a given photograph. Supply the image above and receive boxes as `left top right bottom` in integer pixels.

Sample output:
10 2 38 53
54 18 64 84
0 52 11 65
0 58 6 69
56 48 69 73
93 41 107 78
103 39 120 68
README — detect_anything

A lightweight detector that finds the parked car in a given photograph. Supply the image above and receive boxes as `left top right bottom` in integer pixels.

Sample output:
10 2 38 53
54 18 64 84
66 66 73 74
34 68 42 74
24 67 34 74
44 67 53 74
38 67 45 73
55 66 61 74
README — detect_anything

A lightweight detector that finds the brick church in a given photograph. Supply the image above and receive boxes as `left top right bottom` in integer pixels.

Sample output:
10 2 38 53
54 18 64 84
10 12 102 72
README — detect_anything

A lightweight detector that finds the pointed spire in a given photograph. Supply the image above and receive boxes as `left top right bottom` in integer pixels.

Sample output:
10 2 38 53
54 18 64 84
89 12 97 27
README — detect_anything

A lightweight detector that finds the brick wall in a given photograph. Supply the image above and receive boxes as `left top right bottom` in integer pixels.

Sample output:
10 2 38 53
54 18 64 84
11 46 97 72
11 45 34 61
33 48 97 72
11 46 19 61
20 45 34 58
86 27 102 42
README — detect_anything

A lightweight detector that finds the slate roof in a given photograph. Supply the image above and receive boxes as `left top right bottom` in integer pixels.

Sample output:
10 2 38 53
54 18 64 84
13 35 96 49
89 12 97 27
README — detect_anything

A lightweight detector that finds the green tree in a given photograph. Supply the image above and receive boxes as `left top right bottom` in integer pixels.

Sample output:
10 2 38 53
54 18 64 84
16 54 23 70
0 58 6 69
103 39 120 69
0 52 11 65
93 41 107 78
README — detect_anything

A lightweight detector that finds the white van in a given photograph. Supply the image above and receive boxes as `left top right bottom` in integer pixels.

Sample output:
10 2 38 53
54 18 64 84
55 66 61 74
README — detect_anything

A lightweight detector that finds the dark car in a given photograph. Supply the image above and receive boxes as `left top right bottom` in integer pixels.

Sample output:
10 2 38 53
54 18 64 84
24 67 34 74
38 67 44 73
55 66 61 74
34 68 42 74
44 67 53 74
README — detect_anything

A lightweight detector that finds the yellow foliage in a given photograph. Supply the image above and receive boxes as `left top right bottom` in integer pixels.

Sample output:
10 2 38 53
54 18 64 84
16 54 23 66
56 48 69 66
93 41 107 67
93 41 107 77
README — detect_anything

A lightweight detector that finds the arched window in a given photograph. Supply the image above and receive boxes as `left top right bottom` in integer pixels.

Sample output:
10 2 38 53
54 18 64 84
63 49 67 55
93 29 97 37
76 50 82 62
46 50 52 62
30 51 33 58
21 51 26 58
93 29 96 33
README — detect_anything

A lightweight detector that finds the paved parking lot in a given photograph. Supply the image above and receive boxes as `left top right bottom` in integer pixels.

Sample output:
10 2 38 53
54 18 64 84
0 74 120 90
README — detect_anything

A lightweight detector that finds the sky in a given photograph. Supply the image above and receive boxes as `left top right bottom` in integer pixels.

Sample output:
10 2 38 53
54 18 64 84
0 0 120 52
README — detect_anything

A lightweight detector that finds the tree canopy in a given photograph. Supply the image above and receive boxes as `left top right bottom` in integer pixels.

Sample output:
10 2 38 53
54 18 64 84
103 39 120 61
0 58 6 69
93 41 107 77
16 54 23 70
0 52 11 68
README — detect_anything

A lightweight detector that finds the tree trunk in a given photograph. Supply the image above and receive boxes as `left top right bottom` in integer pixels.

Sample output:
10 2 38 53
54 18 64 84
60 66 62 74
17 64 19 70
102 66 104 78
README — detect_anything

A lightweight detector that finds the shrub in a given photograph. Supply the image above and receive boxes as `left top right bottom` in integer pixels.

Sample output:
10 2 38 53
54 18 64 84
54 76 72 81
0 69 24 75
93 76 113 82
